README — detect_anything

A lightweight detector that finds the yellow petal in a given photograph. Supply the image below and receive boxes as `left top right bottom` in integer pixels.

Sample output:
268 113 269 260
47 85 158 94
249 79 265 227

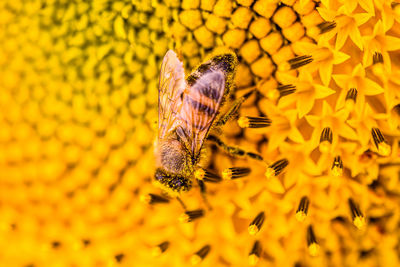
348 25 363 50
314 84 335 99
333 51 350 65
288 127 305 143
363 78 384 95
385 35 400 51
338 123 358 140
358 0 375 15
319 60 333 86
297 91 315 118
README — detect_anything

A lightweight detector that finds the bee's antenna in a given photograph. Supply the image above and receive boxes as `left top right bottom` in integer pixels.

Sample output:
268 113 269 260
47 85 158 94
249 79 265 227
176 196 187 211
197 179 212 211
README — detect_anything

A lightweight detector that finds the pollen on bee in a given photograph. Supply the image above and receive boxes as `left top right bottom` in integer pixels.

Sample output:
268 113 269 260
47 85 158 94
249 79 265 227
140 193 170 204
278 55 313 71
265 159 289 179
277 84 296 98
179 209 205 223
248 240 262 266
345 88 358 110
307 225 319 256
348 198 366 230
371 128 391 156
190 245 211 265
238 116 271 128
248 211 265 235
331 156 343 177
222 167 251 180
295 196 309 222
319 127 332 153
152 241 170 257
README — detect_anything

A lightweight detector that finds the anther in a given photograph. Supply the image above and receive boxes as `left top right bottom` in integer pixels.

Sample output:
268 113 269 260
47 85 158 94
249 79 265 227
179 209 205 223
248 212 265 235
191 245 211 265
140 193 170 204
152 241 170 257
248 240 262 266
222 167 251 180
195 169 222 183
265 159 289 179
371 128 391 156
372 52 383 64
238 116 271 128
277 84 296 98
114 253 125 262
348 198 366 229
344 88 357 110
295 196 309 222
317 21 337 34
319 127 332 153
331 156 343 177
393 2 400 16
279 55 313 71
307 225 319 256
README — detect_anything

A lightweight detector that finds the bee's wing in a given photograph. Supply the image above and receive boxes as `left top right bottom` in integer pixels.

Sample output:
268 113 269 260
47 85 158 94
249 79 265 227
177 70 226 160
158 50 186 140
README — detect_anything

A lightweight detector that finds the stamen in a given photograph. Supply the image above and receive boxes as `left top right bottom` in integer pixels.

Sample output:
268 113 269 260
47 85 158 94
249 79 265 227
392 2 400 16
317 21 337 34
371 128 391 156
372 52 383 64
265 159 288 179
194 169 222 183
152 241 170 257
319 127 332 153
140 193 170 204
279 55 313 71
307 225 319 256
295 196 309 222
345 88 357 110
191 245 211 265
331 156 343 177
248 240 262 266
277 84 296 98
348 198 366 229
248 212 265 235
392 104 400 116
238 116 271 128
179 209 205 223
114 253 124 262
222 167 251 180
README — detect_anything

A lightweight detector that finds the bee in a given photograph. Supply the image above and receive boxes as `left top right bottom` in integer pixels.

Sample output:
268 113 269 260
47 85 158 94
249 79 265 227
154 49 239 196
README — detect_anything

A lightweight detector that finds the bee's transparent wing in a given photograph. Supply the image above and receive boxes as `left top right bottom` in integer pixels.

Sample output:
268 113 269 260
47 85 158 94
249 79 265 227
158 50 186 140
177 70 226 160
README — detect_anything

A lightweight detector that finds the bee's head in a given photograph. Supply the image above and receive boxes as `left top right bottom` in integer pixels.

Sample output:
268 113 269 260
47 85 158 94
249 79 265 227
154 168 192 194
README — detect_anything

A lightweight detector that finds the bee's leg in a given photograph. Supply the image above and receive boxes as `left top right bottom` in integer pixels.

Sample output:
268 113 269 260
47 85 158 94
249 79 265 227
176 197 187 210
207 134 264 162
214 89 256 127
197 179 212 211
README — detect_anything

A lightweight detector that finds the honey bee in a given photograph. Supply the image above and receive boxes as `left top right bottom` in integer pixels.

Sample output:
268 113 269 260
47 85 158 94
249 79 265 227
154 50 238 195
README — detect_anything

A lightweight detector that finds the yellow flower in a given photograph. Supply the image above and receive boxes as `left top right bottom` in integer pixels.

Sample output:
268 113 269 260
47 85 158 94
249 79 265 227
333 63 384 111
277 71 336 117
363 20 400 72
